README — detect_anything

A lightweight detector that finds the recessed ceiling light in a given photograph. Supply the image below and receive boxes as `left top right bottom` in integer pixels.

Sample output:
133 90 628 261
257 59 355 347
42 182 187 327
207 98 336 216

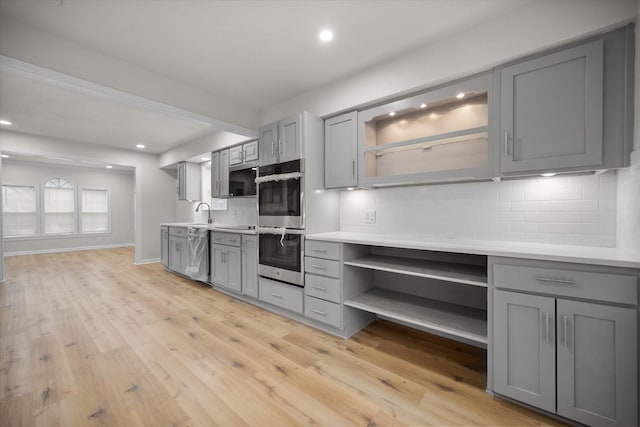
319 29 334 42
0 119 12 126
456 93 465 99
388 111 396 117
136 144 145 149
105 165 113 169
1 154 10 158
420 103 427 109
201 157 209 161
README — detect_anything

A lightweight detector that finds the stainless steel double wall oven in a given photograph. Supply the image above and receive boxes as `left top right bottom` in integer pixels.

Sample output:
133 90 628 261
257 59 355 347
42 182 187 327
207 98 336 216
257 159 305 287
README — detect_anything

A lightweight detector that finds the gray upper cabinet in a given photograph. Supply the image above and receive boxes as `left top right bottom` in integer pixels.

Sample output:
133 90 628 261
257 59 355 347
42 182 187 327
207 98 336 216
211 149 229 198
499 25 634 175
500 40 604 173
177 161 201 201
325 111 357 189
230 139 259 167
259 113 302 165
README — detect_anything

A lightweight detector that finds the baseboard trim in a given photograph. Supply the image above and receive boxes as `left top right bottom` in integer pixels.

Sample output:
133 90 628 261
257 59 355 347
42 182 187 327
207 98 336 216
135 258 160 265
5 243 135 257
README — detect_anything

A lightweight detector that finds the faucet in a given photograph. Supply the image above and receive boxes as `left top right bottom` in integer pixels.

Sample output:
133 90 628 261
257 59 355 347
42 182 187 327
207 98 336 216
195 202 212 224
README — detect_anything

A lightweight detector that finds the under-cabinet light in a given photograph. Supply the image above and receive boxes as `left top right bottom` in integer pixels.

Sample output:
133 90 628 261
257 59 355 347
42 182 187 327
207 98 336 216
0 119 12 126
541 172 557 177
346 187 355 191
1 154 9 158
105 165 113 169
388 111 396 117
456 93 465 99
420 103 427 109
136 144 146 149
201 157 209 161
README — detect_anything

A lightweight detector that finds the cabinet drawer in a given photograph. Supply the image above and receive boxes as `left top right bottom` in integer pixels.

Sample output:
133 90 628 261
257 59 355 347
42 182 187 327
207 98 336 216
169 227 188 237
306 240 341 260
259 277 303 313
210 232 241 246
305 274 341 303
305 257 340 278
305 296 342 328
493 263 637 305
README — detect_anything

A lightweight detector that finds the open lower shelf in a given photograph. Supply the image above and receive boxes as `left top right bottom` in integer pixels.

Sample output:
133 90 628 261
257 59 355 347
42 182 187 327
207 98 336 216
344 255 487 287
344 288 487 346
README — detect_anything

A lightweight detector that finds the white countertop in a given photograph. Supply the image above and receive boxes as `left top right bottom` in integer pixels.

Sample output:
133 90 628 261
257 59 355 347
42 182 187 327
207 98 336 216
306 231 640 269
161 223 257 235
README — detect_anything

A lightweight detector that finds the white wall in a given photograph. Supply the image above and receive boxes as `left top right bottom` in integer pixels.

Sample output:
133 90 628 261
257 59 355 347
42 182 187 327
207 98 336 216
0 131 175 263
3 160 135 255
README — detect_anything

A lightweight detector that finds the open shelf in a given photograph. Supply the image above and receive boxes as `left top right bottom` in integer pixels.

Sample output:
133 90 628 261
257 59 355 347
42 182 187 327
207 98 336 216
344 288 487 346
363 126 488 155
344 255 487 287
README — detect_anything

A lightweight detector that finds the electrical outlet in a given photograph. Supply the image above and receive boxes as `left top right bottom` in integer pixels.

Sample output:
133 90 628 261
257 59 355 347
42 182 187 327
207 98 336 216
364 210 376 224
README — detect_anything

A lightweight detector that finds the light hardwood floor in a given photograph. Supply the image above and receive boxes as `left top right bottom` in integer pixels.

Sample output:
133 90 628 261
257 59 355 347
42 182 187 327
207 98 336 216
1 247 565 426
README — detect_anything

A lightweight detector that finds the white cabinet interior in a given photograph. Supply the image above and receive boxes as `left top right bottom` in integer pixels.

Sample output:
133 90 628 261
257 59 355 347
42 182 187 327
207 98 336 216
358 74 492 186
342 245 488 347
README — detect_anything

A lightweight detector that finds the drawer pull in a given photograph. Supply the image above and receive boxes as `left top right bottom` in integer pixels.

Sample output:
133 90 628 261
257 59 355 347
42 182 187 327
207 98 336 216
312 264 328 270
312 309 327 316
312 249 328 253
312 285 327 291
535 277 576 285
271 292 283 299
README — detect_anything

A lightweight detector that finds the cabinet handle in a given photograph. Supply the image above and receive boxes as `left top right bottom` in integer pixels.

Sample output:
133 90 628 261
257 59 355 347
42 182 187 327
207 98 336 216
312 249 328 253
545 312 550 344
352 160 356 179
563 315 569 348
312 264 327 270
503 131 509 156
535 277 576 285
312 285 327 291
271 139 275 156
312 309 327 316
271 292 283 299
278 138 283 157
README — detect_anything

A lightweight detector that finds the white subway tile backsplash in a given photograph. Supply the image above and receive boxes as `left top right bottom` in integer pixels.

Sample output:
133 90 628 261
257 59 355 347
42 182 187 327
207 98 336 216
339 172 618 248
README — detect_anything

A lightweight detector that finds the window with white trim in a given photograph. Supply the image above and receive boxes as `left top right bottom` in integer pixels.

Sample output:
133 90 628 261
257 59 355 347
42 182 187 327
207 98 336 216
81 189 109 233
43 177 76 234
2 185 37 237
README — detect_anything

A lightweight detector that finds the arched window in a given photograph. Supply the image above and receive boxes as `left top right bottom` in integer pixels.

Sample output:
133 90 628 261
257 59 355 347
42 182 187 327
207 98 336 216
43 177 75 234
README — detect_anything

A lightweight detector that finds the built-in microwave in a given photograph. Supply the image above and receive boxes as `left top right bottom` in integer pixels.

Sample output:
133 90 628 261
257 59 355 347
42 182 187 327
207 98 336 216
228 166 257 197
257 159 303 229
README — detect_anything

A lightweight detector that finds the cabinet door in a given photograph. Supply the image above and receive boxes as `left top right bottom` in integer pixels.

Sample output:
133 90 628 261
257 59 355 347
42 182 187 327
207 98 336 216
241 236 258 298
229 145 243 166
210 243 226 285
211 151 221 197
557 300 637 426
225 246 242 293
243 140 259 163
500 40 604 173
325 111 357 189
220 149 229 197
278 113 302 163
259 122 278 166
168 236 181 272
177 162 186 200
493 290 556 413
160 227 169 267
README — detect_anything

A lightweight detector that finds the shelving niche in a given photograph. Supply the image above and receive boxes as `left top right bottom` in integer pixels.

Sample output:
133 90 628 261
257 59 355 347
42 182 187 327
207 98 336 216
342 245 488 347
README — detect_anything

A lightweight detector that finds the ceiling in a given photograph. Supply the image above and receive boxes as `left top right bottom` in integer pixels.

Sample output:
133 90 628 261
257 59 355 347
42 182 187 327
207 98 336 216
0 0 532 156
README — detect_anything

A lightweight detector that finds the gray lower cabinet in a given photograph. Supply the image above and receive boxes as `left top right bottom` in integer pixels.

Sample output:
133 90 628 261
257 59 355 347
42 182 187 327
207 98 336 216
241 235 258 298
168 226 189 275
210 232 241 292
160 226 169 267
492 258 638 426
325 111 357 189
